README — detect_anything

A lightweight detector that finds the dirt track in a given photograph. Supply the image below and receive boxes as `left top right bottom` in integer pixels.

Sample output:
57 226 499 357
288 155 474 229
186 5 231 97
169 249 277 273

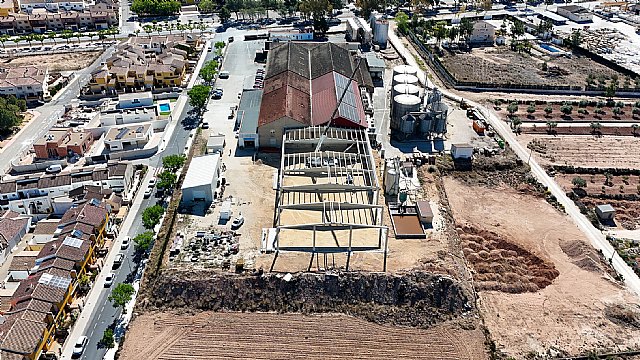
445 178 640 357
119 312 487 360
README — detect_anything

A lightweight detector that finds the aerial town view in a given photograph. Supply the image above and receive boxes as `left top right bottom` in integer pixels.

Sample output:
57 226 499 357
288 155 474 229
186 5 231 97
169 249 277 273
0 0 640 358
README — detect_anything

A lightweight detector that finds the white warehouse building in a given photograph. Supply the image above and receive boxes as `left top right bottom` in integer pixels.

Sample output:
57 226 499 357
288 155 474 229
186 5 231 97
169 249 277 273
181 154 221 203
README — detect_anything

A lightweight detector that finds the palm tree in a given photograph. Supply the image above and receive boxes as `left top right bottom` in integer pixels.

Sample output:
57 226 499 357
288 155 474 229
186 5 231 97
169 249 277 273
33 34 45 46
74 32 82 43
47 32 57 45
0 34 10 49
135 29 141 37
61 29 73 44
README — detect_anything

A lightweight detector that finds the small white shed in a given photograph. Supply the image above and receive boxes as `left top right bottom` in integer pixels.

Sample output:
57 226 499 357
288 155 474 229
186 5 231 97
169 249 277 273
595 204 615 220
451 143 474 159
207 134 226 154
181 154 221 203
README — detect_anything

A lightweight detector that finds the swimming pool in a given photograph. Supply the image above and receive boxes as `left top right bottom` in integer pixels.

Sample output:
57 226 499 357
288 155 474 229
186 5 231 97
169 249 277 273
159 103 171 112
539 43 561 53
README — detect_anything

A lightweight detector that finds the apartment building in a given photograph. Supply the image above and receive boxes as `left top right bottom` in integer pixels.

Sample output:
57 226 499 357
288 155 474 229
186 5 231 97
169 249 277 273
0 66 48 101
88 34 199 94
0 0 15 17
0 162 133 216
19 0 85 13
0 1 116 34
0 200 110 360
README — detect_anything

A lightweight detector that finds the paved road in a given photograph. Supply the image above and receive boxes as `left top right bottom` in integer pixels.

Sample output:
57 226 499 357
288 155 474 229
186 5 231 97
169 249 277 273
77 29 246 360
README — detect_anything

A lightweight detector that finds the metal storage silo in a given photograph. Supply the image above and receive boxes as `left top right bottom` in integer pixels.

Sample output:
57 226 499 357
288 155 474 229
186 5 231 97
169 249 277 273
392 83 422 98
418 113 433 134
399 114 416 135
393 74 419 86
393 94 421 121
392 65 418 78
373 19 389 47
430 101 449 135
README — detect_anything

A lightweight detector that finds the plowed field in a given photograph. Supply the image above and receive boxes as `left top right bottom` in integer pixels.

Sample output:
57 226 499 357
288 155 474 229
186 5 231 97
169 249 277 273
119 312 487 360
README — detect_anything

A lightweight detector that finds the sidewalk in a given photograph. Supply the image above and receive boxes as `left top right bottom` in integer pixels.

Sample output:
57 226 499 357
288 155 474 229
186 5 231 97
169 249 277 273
59 167 155 360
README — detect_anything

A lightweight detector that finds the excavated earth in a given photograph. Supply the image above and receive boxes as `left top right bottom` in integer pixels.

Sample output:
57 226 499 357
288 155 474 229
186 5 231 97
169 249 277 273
138 270 474 328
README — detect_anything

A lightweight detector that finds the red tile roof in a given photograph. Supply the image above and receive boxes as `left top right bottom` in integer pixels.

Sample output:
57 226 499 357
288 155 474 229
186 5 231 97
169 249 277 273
258 85 310 127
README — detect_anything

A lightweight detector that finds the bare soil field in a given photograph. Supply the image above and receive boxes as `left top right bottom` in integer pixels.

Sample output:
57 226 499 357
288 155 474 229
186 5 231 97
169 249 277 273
522 125 639 137
445 178 640 357
0 51 101 72
119 311 487 360
440 47 624 88
520 135 640 169
556 174 640 197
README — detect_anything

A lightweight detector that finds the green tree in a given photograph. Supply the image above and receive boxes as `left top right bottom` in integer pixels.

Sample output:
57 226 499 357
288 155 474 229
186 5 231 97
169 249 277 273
0 106 22 135
526 103 536 116
605 82 617 99
544 106 553 117
459 18 473 43
131 0 181 15
219 6 232 23
570 30 581 47
0 34 8 48
612 107 623 117
510 19 525 43
198 0 217 12
511 117 522 132
355 0 380 18
199 60 219 84
395 11 410 34
215 41 225 49
590 122 602 134
142 205 165 229
560 103 573 116
572 177 587 188
506 102 518 116
162 154 186 172
108 283 135 313
133 231 154 253
300 0 333 33
187 85 211 112
632 123 639 135
157 170 177 189
546 121 557 133
101 329 115 348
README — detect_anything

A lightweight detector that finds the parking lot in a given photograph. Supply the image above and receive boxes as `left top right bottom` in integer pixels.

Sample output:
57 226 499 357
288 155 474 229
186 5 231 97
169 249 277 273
170 36 276 272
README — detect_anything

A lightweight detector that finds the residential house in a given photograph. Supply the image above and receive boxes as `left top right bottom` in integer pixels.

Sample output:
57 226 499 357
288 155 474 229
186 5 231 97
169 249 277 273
0 0 15 17
0 211 30 266
103 124 152 152
556 5 593 23
33 128 94 159
19 0 85 13
0 66 48 101
469 20 496 44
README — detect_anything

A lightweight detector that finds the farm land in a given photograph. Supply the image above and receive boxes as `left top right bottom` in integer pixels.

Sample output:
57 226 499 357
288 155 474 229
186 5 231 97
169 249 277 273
439 46 627 89
495 100 640 126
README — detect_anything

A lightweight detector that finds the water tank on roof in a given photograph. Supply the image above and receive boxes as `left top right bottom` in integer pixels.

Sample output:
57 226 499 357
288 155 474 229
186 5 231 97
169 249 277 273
392 65 418 78
393 74 419 86
393 94 421 120
392 83 422 98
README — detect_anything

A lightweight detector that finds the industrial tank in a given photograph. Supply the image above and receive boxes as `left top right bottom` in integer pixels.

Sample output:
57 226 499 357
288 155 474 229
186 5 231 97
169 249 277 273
392 74 419 86
393 94 421 121
392 83 422 98
373 19 389 47
399 114 416 135
392 65 418 78
384 163 399 195
419 114 433 134
430 102 449 134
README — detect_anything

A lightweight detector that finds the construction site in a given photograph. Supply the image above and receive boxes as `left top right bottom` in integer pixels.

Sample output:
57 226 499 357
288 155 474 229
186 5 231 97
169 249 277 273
118 24 640 360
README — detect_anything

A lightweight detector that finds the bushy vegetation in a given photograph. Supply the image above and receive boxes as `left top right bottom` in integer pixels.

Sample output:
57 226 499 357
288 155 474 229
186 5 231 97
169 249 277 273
131 0 181 16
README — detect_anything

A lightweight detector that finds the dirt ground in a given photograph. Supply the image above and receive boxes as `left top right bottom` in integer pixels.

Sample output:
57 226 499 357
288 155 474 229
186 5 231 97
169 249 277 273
497 103 640 123
440 47 624 88
444 178 640 357
1 51 102 72
556 174 640 197
520 135 640 169
119 311 487 360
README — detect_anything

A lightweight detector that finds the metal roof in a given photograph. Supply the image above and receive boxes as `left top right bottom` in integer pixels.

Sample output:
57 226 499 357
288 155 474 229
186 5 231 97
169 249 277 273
181 154 220 190
237 89 263 134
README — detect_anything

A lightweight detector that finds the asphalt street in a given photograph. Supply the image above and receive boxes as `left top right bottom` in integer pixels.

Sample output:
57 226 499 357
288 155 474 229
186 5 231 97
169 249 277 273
78 29 245 360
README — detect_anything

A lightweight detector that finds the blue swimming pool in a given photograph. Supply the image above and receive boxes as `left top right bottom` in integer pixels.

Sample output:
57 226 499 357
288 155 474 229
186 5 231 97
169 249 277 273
539 43 561 53
159 103 171 112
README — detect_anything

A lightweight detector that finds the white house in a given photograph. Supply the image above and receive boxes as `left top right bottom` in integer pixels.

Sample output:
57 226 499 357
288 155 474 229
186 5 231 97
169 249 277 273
181 154 221 203
0 66 48 101
100 107 156 126
117 92 154 109
19 0 85 12
469 20 496 44
103 124 152 152
269 30 313 41
556 5 593 23
206 134 226 154
451 143 474 159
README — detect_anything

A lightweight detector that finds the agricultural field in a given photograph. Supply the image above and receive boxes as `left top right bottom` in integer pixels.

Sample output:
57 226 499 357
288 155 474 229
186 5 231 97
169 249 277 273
444 178 640 357
522 135 640 169
439 46 625 88
119 311 487 360
496 100 640 124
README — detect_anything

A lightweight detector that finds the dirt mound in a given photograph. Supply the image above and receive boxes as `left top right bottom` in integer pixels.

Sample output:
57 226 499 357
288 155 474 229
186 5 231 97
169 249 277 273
559 239 609 273
605 304 640 329
139 271 473 329
458 225 559 293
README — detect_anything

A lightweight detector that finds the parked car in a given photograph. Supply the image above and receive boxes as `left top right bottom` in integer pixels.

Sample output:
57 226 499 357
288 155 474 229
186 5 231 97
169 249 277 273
112 253 124 269
104 273 115 287
228 36 234 42
72 336 88 358
45 164 62 174
148 178 156 187
144 187 153 198
219 71 230 79
121 236 130 250
201 122 209 129
231 215 245 229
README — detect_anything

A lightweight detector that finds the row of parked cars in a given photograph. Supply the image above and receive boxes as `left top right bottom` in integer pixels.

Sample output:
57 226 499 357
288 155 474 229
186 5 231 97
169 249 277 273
253 68 265 89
